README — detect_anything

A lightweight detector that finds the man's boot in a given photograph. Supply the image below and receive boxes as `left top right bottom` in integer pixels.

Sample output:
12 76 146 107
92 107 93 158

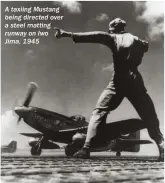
73 147 90 159
156 140 164 162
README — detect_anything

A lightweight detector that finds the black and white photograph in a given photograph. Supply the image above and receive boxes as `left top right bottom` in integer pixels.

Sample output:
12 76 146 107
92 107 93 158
1 1 164 182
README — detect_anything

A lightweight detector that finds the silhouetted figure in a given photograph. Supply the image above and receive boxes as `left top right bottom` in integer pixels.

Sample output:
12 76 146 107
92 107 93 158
55 18 164 161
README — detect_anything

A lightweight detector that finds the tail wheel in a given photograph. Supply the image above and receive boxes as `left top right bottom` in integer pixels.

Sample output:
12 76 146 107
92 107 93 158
116 151 121 157
31 145 42 156
65 144 80 157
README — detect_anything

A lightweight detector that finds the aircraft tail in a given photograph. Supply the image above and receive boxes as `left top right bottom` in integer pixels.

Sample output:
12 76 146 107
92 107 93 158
121 131 140 152
8 141 17 152
118 131 152 152
121 130 140 140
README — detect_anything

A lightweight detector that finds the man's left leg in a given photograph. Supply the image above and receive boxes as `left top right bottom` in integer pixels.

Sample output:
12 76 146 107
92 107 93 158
73 81 124 158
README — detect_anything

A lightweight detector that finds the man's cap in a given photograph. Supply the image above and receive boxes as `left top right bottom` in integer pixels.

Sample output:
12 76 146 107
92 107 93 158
109 18 126 31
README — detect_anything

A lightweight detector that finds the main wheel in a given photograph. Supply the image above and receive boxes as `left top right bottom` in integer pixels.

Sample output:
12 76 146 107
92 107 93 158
116 151 121 157
65 144 80 157
31 146 42 156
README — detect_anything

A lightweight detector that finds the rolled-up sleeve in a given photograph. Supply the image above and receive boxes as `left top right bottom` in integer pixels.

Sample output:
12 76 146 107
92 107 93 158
72 31 113 46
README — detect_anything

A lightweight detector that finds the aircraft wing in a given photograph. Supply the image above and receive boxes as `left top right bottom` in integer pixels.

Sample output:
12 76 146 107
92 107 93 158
20 133 43 138
59 126 87 133
118 138 153 145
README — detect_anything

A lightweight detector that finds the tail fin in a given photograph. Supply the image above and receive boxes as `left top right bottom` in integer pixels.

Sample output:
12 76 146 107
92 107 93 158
121 130 140 140
8 141 17 151
120 131 140 152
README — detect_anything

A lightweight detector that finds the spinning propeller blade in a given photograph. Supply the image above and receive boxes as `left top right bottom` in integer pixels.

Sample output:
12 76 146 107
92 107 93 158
23 82 38 107
17 116 22 124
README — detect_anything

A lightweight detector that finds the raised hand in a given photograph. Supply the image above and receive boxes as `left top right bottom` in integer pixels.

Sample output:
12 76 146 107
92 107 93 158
54 27 63 38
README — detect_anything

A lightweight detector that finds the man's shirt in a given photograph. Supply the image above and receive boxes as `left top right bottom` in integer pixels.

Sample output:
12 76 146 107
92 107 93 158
72 31 148 76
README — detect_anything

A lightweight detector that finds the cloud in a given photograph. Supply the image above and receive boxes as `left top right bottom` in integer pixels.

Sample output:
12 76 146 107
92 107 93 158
1 110 18 145
96 13 109 22
26 49 34 55
1 109 37 148
25 49 36 60
53 1 82 14
86 14 109 31
134 1 164 41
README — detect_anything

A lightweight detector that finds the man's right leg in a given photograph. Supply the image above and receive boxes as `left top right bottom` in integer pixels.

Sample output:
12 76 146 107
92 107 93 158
127 92 164 161
73 82 124 158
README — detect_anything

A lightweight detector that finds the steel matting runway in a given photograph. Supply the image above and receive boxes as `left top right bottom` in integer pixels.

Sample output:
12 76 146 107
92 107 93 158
1 154 164 183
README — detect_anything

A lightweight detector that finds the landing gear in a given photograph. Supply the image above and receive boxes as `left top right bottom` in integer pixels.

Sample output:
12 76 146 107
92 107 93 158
65 133 85 157
116 151 121 157
30 136 44 156
65 144 80 157
31 145 42 156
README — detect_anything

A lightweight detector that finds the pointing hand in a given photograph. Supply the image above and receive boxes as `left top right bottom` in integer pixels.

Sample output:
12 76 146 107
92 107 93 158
54 27 64 38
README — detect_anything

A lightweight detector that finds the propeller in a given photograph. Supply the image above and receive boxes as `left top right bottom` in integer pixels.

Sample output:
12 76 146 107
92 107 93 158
23 82 38 107
16 82 38 124
12 97 19 115
17 116 22 124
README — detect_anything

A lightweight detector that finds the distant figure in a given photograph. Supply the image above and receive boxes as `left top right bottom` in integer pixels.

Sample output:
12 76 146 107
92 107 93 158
54 18 164 161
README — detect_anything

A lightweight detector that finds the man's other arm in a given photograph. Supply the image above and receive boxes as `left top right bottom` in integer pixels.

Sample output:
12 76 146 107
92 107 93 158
139 39 149 52
134 35 149 53
136 37 149 53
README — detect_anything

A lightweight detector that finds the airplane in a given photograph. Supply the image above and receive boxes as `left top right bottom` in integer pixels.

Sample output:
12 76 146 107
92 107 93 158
1 140 17 153
14 82 152 156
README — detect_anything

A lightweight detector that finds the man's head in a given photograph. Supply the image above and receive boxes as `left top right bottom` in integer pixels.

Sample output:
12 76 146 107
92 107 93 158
108 18 126 33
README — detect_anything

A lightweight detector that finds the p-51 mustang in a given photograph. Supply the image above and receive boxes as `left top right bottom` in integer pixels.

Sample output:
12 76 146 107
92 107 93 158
14 82 152 156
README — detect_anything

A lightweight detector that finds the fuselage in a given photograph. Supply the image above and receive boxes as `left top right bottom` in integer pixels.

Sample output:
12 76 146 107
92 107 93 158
15 106 146 146
15 106 88 143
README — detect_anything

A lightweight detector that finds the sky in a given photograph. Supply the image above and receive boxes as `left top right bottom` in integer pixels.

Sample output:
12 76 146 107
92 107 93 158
1 1 164 155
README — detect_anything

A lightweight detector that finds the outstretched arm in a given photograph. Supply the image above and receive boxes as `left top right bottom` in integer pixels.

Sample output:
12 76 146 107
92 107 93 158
54 28 113 46
72 31 113 45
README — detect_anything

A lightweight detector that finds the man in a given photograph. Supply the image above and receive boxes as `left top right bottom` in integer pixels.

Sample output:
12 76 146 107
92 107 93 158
54 18 164 161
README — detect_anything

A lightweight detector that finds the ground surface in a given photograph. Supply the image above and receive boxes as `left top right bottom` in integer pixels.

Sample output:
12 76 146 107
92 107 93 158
1 151 164 183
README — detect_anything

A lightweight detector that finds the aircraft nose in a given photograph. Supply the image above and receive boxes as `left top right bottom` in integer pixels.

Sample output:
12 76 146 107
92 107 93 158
14 107 23 116
14 107 29 117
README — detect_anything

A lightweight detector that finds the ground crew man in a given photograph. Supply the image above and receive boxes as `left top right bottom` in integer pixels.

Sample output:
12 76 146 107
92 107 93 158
54 18 164 161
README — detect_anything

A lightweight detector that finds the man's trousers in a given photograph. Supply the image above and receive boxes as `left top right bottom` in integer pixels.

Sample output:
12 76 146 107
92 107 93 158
84 73 164 148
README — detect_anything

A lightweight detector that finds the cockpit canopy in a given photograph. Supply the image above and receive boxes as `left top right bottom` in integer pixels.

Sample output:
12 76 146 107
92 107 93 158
70 115 86 122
